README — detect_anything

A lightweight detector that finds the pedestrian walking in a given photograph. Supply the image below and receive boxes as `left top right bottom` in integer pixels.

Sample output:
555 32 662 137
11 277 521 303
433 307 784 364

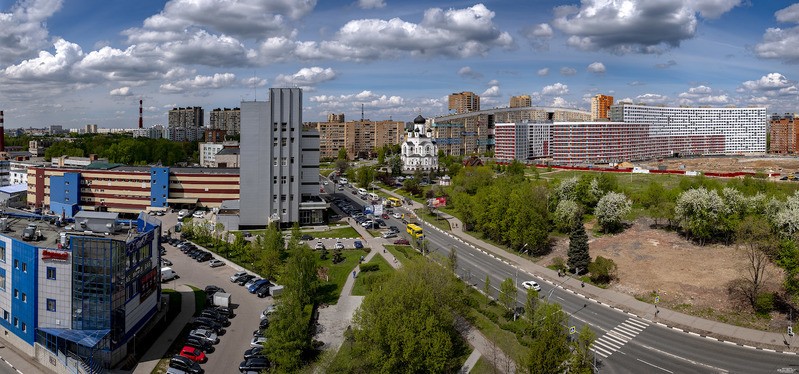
352 270 357 279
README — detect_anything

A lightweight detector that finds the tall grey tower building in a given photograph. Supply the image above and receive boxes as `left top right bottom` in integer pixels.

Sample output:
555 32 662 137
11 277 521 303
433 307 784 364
240 88 325 228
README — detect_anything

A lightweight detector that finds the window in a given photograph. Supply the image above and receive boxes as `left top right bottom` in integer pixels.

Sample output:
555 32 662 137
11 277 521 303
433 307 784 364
3 310 8 322
13 289 18 298
46 299 56 312
281 176 287 184
21 322 25 332
13 317 17 328
46 267 56 280
13 259 18 269
21 293 26 302
281 158 287 166
0 243 5 262
21 263 26 273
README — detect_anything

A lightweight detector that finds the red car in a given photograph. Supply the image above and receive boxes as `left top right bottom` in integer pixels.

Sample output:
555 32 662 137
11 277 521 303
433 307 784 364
381 213 389 219
394 238 410 245
180 345 207 363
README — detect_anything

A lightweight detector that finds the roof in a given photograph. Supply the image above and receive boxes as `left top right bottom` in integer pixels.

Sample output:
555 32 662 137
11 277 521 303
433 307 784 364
85 162 124 170
219 199 240 210
413 114 426 124
216 147 240 155
38 328 110 348
74 211 119 220
0 184 28 194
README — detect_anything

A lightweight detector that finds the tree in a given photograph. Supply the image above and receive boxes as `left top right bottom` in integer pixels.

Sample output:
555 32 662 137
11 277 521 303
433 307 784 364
389 155 403 176
337 147 348 160
506 160 525 177
567 223 590 274
263 296 311 372
448 247 457 273
733 216 776 308
356 165 376 189
484 275 492 300
674 187 728 244
499 278 517 312
595 192 632 233
377 147 386 164
403 178 422 196
522 302 570 374
569 324 596 374
588 256 617 284
351 261 465 373
335 159 349 174
554 200 582 233
524 288 539 321
280 245 319 306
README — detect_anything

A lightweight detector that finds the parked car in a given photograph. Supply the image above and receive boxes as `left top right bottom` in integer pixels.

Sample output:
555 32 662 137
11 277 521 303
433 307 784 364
244 277 262 289
200 311 230 326
192 211 205 219
188 328 219 345
196 252 213 262
230 271 248 282
191 317 223 333
392 212 402 219
204 285 225 296
250 336 267 348
388 226 399 233
236 274 256 286
184 336 215 353
169 355 204 374
253 329 265 338
258 318 269 330
255 283 272 298
239 357 270 373
248 279 272 293
161 258 173 266
381 231 397 239
381 213 390 219
206 306 233 318
209 259 225 268
243 346 266 360
179 346 207 363
353 240 364 249
301 234 314 241
314 241 325 250
334 241 344 250
394 238 410 245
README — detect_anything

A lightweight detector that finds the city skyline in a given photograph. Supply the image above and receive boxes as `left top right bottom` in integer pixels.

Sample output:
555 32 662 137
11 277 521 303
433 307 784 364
0 0 796 128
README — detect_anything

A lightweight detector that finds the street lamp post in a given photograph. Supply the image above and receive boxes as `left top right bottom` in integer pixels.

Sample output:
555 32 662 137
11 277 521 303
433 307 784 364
547 267 580 302
516 243 528 289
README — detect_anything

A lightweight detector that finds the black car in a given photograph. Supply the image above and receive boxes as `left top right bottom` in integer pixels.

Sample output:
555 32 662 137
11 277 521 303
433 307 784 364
243 346 266 360
206 306 234 318
200 311 230 326
388 226 399 233
259 318 269 330
190 250 205 259
191 317 224 333
239 357 270 372
253 329 265 337
256 285 271 298
170 355 204 374
236 274 256 286
197 252 213 262
300 234 313 241
185 336 215 353
204 285 225 296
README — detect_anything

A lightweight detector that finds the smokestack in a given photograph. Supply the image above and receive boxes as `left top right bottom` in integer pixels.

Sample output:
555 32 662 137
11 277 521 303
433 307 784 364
138 99 143 129
0 111 5 152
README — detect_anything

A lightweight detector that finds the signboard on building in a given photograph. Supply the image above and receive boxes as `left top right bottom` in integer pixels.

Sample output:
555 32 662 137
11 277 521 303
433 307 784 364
42 249 69 261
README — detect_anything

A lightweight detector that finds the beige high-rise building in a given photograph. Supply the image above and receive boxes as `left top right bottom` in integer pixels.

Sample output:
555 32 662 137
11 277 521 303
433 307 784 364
316 120 404 160
210 107 241 135
448 91 480 114
591 94 614 120
168 106 204 128
327 113 345 123
510 95 532 108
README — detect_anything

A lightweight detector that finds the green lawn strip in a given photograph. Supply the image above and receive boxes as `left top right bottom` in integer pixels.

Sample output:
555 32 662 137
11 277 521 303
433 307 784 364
187 286 206 316
383 244 422 265
307 226 361 239
414 208 452 232
469 356 496 374
351 255 395 296
317 249 369 304
150 324 194 374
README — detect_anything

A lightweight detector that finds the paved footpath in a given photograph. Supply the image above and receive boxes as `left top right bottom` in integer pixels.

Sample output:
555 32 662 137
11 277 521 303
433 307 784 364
129 284 196 374
379 187 798 353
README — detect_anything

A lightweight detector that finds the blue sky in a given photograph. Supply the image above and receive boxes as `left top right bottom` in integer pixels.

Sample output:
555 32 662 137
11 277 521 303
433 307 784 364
0 0 797 129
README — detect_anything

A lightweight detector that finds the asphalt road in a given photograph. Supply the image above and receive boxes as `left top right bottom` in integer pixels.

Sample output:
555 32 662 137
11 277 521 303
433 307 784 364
160 212 272 374
323 180 799 373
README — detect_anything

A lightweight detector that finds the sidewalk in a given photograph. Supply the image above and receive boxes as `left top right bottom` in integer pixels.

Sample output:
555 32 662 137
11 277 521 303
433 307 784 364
378 187 796 352
129 284 196 374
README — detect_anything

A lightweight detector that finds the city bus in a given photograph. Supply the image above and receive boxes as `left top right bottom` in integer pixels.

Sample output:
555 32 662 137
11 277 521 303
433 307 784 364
406 224 424 239
386 197 401 207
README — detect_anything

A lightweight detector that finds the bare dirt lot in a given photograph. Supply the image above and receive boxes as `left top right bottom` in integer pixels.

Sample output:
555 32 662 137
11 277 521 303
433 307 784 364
539 219 786 331
653 156 799 175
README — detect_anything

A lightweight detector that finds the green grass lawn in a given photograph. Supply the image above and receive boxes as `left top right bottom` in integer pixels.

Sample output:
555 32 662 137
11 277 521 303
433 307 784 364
317 249 369 304
384 244 422 265
463 287 529 366
351 255 395 296
415 208 452 232
470 356 496 374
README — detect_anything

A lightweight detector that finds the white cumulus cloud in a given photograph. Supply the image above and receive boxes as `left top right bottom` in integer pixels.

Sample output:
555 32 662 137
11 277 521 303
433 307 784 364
542 83 569 95
357 0 386 9
274 66 336 88
109 87 133 97
160 73 237 93
587 62 606 74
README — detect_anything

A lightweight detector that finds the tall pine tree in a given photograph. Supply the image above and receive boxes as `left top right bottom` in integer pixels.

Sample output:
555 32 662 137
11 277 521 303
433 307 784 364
567 222 591 274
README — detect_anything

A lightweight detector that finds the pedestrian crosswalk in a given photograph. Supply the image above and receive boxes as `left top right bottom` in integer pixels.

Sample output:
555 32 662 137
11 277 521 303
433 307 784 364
591 318 648 358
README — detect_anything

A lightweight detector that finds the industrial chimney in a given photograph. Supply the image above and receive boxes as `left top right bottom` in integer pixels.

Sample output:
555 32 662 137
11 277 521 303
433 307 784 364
138 99 143 129
0 111 5 152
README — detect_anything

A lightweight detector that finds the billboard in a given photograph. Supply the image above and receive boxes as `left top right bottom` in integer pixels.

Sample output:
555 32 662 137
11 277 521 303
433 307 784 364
430 197 447 208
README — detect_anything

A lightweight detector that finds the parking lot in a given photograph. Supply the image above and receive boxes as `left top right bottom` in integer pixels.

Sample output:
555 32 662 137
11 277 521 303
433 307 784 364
162 230 272 373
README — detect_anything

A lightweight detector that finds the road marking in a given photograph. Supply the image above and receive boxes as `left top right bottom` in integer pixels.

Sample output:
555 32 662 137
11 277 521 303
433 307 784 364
591 318 647 358
635 342 729 373
637 358 674 373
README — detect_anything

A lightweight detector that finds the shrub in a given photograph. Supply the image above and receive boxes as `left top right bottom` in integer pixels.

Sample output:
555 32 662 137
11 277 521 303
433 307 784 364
588 256 618 284
754 292 775 317
359 263 380 272
551 257 566 272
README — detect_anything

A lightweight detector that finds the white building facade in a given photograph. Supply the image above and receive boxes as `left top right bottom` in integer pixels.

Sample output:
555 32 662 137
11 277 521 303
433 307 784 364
401 115 438 172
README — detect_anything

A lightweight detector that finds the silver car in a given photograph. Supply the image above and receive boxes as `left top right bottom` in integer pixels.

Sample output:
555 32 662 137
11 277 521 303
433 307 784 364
188 328 219 345
230 271 247 282
209 259 225 268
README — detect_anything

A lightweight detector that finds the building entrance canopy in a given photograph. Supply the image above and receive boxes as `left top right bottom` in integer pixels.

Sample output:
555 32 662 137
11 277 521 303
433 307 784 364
38 328 110 348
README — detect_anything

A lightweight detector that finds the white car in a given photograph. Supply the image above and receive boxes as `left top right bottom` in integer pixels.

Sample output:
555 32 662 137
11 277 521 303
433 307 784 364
250 336 267 348
192 211 205 219
189 328 219 345
392 213 402 219
314 241 325 250
522 281 542 292
381 231 397 239
230 271 247 282
209 259 225 268
334 241 344 250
